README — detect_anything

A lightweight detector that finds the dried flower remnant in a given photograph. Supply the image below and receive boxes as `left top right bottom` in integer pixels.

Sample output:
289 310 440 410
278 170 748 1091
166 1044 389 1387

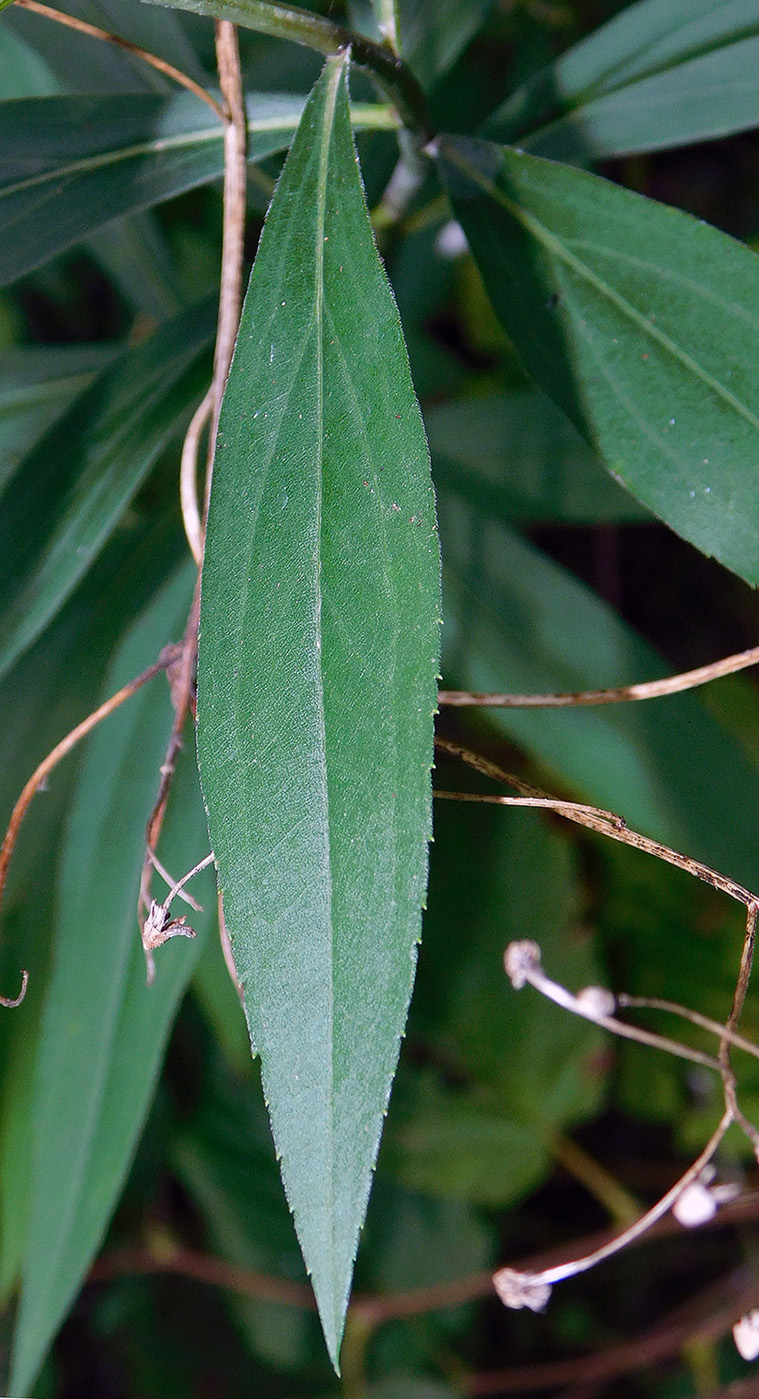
734 1310 759 1361
493 1268 552 1312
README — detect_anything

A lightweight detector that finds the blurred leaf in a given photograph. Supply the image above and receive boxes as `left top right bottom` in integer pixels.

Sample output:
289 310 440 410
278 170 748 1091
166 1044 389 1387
371 1379 463 1399
0 91 396 286
0 296 214 683
0 506 190 1317
86 212 184 321
172 1049 319 1373
191 932 251 1077
415 803 605 1125
197 55 440 1366
483 0 759 156
10 564 215 1396
0 342 117 493
382 1072 547 1206
523 38 759 162
360 1177 492 1295
438 137 759 585
439 487 759 889
4 0 208 94
0 22 58 97
396 0 497 89
426 390 650 524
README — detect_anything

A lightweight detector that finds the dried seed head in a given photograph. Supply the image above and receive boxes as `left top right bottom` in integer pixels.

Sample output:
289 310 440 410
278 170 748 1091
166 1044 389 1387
575 985 616 1019
493 1267 552 1312
142 899 196 953
505 940 542 989
734 1310 759 1361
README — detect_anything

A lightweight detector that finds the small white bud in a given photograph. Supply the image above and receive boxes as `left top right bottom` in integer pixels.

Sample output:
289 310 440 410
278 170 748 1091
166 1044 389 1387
435 220 469 259
575 985 616 1019
504 941 542 990
493 1267 552 1312
734 1310 759 1361
672 1182 717 1228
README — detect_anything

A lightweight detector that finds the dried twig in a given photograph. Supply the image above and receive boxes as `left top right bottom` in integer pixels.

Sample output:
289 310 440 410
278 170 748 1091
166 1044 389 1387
0 645 181 1007
139 20 247 967
438 643 759 709
12 0 225 118
434 736 756 908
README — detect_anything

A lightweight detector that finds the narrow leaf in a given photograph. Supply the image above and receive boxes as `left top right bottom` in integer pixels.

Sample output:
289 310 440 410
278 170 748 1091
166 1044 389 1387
483 0 759 155
197 54 440 1365
0 297 214 683
0 343 116 494
396 0 497 88
0 92 396 286
10 565 214 1396
438 137 759 585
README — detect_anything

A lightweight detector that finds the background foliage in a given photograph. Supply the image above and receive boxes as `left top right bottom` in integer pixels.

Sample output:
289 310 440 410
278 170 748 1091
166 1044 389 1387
3 0 759 1395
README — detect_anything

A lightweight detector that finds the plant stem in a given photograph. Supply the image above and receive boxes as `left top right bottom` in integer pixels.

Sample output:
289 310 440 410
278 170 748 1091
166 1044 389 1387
143 0 431 136
438 642 759 708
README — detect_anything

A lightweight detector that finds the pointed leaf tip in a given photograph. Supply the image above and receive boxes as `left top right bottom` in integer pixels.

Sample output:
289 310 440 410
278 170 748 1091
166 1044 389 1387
197 56 441 1365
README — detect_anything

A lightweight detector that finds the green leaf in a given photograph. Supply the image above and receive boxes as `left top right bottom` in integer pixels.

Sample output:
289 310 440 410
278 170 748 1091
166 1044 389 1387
0 92 396 286
9 565 214 1396
0 297 214 684
522 38 759 162
425 389 650 524
438 487 759 887
437 137 759 585
396 0 497 89
483 0 759 156
4 0 208 93
197 54 440 1366
0 343 116 494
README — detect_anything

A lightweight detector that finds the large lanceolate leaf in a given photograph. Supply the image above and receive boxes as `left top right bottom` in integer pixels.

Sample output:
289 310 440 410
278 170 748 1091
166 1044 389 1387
437 138 759 586
0 92 396 286
9 565 215 1397
0 297 214 684
483 0 759 157
197 54 440 1365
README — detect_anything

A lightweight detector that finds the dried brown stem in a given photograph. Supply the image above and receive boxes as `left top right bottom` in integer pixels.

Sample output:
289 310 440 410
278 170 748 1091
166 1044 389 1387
205 19 248 511
718 904 759 1156
12 0 225 119
140 22 247 964
434 737 757 909
89 1244 316 1310
0 645 180 1006
438 643 759 709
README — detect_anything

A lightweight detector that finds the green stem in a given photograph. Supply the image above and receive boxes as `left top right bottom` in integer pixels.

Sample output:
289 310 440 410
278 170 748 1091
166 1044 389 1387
145 0 431 137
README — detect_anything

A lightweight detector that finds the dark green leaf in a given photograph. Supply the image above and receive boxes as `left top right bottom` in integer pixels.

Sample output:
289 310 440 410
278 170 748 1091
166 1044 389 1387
426 390 650 524
396 0 497 89
0 297 214 683
0 92 396 286
0 343 116 494
4 0 208 94
10 564 214 1396
483 0 759 156
197 55 441 1365
523 38 759 162
438 138 759 585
